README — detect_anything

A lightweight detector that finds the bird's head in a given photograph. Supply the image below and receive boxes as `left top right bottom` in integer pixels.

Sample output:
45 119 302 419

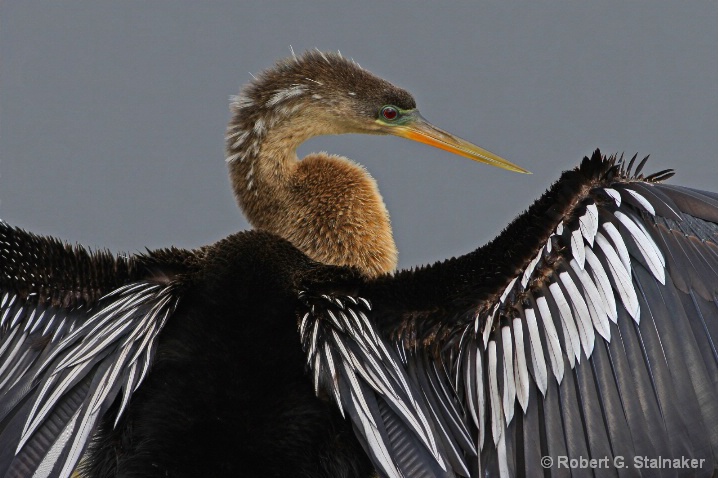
231 50 529 174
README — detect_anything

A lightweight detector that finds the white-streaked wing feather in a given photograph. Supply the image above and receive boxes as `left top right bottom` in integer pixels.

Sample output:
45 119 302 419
501 326 515 424
585 246 618 323
535 296 565 383
579 203 599 246
595 232 641 320
602 222 632 272
512 318 530 412
548 282 581 366
523 307 548 395
615 211 666 283
571 228 586 269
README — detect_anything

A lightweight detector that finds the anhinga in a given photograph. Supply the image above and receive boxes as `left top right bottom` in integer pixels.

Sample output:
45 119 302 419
1 51 717 478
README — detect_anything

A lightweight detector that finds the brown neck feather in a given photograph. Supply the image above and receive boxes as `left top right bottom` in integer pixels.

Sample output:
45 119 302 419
226 106 397 278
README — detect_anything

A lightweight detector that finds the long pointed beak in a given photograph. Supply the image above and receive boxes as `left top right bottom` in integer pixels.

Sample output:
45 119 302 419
389 111 531 174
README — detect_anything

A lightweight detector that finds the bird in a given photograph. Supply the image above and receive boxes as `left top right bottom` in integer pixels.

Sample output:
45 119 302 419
0 51 717 478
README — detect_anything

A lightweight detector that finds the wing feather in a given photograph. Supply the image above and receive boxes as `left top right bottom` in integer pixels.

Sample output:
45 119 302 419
522 307 548 396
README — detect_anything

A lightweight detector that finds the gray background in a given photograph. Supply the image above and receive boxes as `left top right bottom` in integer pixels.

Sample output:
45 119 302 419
1 2 716 269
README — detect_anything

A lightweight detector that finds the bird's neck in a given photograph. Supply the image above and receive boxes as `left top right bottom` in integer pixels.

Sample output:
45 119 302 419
226 112 398 278
227 118 303 216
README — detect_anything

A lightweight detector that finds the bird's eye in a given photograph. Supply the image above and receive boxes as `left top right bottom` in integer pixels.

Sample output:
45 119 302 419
380 105 399 121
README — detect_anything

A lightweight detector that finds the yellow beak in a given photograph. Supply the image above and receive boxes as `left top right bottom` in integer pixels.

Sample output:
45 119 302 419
389 111 530 174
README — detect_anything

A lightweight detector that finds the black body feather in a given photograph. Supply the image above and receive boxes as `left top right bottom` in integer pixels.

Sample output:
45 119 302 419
81 232 373 478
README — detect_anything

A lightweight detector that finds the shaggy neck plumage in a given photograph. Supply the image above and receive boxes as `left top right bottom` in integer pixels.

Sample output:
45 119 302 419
226 103 309 229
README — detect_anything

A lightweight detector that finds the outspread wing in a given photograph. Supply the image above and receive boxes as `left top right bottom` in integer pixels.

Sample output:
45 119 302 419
450 153 717 476
0 222 181 478
304 151 718 477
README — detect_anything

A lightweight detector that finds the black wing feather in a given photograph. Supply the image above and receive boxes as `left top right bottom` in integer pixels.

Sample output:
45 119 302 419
586 337 637 477
659 185 718 223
